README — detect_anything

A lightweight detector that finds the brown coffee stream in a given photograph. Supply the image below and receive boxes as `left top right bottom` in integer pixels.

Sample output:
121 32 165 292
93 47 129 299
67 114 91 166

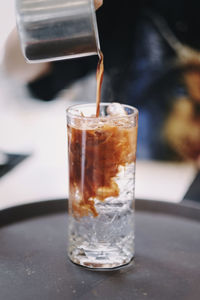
96 50 104 117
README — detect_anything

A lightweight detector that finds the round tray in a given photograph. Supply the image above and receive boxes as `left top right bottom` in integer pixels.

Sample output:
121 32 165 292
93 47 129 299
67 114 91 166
0 199 200 300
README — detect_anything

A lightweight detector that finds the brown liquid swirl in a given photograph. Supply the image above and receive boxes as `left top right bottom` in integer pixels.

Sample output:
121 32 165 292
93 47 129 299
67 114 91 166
68 122 138 218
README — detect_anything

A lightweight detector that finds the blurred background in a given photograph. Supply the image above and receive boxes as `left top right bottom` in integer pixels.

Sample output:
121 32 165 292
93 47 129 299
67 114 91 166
0 0 199 209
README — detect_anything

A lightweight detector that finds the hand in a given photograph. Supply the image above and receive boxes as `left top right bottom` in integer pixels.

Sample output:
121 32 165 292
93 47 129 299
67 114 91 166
3 28 50 83
94 0 103 10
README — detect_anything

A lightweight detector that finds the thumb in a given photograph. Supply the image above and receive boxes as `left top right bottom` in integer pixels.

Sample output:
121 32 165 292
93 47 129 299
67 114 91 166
94 0 103 10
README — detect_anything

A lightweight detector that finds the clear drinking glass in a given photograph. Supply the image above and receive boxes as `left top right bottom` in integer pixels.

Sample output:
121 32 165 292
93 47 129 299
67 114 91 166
66 103 138 269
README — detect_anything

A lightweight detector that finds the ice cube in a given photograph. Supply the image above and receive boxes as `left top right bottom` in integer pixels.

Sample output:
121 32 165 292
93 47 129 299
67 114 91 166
107 103 127 116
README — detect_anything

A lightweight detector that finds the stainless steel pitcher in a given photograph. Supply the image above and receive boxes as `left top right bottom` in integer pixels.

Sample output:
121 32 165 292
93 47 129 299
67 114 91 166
16 0 100 63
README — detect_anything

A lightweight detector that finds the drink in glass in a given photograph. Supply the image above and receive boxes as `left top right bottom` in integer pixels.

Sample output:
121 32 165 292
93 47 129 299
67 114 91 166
67 102 138 269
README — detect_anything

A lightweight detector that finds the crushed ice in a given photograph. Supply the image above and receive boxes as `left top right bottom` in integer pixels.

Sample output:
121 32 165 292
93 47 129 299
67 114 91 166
107 103 127 116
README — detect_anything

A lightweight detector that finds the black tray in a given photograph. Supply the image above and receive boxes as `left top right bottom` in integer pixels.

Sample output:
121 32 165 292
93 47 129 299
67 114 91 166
0 199 200 300
0 153 29 178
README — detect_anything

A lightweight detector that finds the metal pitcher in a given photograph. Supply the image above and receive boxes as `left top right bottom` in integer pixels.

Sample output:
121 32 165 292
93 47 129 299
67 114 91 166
16 0 100 63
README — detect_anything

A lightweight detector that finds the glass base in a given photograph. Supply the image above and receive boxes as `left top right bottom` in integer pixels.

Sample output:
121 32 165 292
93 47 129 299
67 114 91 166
68 249 134 270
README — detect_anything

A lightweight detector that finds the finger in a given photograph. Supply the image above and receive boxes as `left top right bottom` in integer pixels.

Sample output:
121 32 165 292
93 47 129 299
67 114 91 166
94 0 103 10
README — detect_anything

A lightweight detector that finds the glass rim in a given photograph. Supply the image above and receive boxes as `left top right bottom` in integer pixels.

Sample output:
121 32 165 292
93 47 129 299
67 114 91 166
66 102 139 121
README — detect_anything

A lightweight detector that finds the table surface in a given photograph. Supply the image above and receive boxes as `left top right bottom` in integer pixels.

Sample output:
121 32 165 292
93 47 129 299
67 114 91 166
0 199 200 300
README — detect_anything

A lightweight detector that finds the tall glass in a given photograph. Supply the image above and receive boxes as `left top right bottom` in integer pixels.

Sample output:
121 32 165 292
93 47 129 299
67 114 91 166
66 103 138 269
